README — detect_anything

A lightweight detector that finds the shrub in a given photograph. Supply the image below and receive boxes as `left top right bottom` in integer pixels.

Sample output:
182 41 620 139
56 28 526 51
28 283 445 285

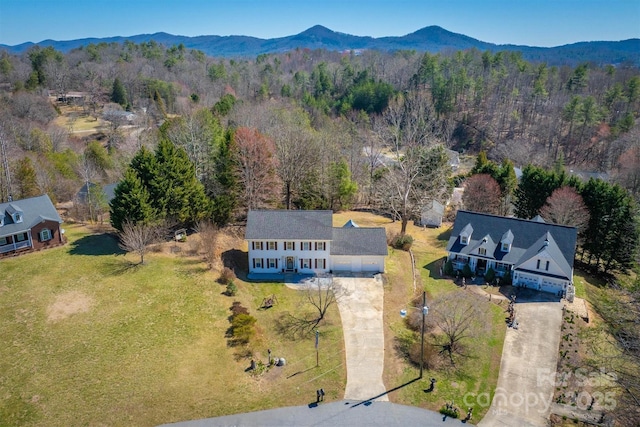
391 233 414 251
439 406 459 418
462 263 473 278
443 259 454 276
219 267 236 284
230 301 249 317
484 267 496 284
502 271 513 285
408 340 436 370
230 313 257 345
226 280 238 296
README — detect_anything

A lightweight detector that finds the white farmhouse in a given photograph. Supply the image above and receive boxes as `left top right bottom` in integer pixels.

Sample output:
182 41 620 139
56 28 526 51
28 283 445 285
245 210 388 275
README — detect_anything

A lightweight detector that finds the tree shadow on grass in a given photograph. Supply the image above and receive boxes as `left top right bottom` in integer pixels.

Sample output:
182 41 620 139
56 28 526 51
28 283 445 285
68 233 125 256
99 258 142 275
423 258 446 279
221 249 249 280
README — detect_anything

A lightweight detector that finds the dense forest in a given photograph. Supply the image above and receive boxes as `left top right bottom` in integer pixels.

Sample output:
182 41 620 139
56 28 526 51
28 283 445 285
0 40 639 425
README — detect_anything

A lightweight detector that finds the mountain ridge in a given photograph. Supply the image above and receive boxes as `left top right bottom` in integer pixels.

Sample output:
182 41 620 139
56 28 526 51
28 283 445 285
1 25 638 66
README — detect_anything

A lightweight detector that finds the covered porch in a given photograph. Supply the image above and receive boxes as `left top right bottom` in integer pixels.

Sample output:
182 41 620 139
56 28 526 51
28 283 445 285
0 231 32 255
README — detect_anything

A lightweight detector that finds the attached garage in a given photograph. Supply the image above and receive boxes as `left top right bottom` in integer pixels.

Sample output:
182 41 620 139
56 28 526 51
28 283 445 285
330 224 388 274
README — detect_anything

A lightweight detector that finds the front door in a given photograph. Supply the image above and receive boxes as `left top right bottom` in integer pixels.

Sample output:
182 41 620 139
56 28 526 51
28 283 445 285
286 256 294 271
477 258 487 275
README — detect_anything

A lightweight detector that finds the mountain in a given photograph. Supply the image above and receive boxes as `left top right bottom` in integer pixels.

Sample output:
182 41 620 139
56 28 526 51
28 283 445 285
1 25 638 66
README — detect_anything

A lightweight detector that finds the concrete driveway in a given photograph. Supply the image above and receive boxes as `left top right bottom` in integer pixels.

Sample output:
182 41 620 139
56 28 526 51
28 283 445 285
333 274 387 401
479 295 563 427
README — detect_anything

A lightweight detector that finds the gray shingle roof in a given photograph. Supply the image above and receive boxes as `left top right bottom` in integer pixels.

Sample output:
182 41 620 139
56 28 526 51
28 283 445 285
246 210 389 257
245 210 333 240
446 210 577 276
0 194 62 238
330 227 388 256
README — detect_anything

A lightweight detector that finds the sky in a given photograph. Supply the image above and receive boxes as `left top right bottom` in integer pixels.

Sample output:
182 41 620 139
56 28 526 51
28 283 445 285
0 0 638 47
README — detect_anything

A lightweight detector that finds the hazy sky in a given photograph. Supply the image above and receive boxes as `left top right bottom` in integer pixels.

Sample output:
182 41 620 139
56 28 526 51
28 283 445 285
1 0 638 47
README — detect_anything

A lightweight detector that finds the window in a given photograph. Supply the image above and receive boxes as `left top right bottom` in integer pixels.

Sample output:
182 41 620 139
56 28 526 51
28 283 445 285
501 243 509 252
302 242 311 250
0 237 6 245
268 258 278 269
40 229 52 241
253 258 263 269
315 242 326 251
285 241 295 250
536 259 541 269
14 214 22 223
268 241 277 250
301 258 311 269
315 258 326 269
546 260 550 271
495 262 509 271
478 247 486 255
16 233 27 242
252 241 264 251
460 235 468 244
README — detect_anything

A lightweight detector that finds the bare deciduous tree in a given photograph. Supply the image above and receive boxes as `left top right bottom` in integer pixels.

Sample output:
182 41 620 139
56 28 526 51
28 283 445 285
540 186 590 233
275 275 339 338
429 292 488 366
118 220 161 264
234 126 280 210
194 220 219 269
462 173 502 215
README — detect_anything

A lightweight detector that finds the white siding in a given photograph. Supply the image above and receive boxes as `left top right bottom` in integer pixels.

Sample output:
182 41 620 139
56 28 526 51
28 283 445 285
247 239 330 273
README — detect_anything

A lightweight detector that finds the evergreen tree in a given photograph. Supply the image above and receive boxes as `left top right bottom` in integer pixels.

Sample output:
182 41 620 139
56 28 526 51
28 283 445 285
328 159 357 210
209 131 238 226
514 165 567 219
580 179 639 271
109 168 155 231
111 78 128 108
15 157 40 199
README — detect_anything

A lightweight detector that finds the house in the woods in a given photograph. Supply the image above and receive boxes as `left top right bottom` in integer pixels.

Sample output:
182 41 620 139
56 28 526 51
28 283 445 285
245 210 388 275
446 210 577 299
0 194 65 257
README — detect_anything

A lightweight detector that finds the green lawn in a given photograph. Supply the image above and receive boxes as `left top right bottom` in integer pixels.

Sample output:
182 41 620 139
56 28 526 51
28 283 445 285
0 224 345 427
332 211 506 420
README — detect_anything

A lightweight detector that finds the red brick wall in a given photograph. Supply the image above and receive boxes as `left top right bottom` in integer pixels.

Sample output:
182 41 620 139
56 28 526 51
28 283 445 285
30 220 64 251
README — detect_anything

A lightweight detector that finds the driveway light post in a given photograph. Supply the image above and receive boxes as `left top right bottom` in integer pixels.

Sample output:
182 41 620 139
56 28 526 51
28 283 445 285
400 290 429 378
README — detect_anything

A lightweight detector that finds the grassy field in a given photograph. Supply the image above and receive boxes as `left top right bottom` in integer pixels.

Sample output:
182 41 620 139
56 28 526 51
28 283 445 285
0 224 345 427
332 211 506 419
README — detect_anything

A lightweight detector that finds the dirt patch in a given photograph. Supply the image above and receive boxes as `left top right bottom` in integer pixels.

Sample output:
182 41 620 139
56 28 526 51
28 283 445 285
47 291 93 322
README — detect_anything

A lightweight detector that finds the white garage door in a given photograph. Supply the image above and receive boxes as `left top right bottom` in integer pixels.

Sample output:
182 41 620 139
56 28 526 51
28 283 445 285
333 259 351 271
361 257 381 272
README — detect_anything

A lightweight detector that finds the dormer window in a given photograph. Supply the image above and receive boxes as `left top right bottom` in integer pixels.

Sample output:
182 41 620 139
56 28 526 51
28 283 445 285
500 229 513 253
478 247 486 255
14 213 22 223
459 223 473 246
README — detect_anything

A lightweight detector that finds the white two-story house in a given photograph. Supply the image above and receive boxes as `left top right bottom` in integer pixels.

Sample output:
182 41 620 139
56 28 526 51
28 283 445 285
446 210 577 298
245 210 388 275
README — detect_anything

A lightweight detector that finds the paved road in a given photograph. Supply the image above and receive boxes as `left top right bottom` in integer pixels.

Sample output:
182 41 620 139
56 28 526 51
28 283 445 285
159 400 473 427
333 274 388 402
479 295 563 427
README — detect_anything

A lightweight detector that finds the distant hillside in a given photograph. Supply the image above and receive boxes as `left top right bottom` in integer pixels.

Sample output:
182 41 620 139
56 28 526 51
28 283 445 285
2 25 638 66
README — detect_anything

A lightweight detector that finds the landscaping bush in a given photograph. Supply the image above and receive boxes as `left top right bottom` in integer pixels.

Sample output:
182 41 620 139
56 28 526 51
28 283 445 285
229 313 257 345
443 259 454 276
230 301 249 317
484 267 496 284
226 280 238 296
439 406 460 418
462 263 473 278
502 271 513 286
219 267 236 284
391 233 414 251
228 301 256 346
408 340 436 370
